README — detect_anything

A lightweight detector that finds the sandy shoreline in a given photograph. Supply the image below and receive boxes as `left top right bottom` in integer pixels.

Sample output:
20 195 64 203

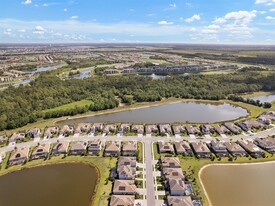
198 160 275 206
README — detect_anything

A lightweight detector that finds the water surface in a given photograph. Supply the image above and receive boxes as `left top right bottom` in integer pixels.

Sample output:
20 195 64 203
0 163 98 206
200 162 275 206
251 94 275 103
59 102 248 125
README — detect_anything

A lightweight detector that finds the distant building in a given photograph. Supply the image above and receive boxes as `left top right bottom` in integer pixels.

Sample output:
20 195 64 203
109 195 134 206
210 140 229 157
112 180 136 195
158 141 174 153
254 138 275 154
237 119 265 132
87 139 104 155
172 125 186 135
167 196 193 206
44 126 59 139
238 140 264 158
190 142 211 158
223 122 242 134
70 141 87 155
8 147 29 165
51 141 69 155
161 157 181 168
117 156 137 180
104 141 121 156
174 141 192 156
122 141 137 156
31 144 51 160
163 168 185 180
224 142 247 157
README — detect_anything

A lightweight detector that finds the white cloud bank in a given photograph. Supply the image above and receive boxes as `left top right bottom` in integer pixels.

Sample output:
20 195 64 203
185 14 201 23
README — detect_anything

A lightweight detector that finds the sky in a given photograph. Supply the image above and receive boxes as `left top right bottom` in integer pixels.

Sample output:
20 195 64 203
0 0 275 44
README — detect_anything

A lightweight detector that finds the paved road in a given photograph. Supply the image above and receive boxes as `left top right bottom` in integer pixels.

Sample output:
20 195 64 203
0 126 274 206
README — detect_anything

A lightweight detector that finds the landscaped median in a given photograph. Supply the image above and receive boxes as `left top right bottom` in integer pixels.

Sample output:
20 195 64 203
0 155 117 206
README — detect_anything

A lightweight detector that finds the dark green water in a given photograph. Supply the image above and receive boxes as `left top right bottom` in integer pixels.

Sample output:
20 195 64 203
0 163 98 206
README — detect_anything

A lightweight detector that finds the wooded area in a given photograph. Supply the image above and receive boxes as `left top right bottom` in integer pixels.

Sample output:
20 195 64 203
0 71 274 130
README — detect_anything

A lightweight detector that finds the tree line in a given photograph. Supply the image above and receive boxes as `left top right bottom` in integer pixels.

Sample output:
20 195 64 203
0 71 274 131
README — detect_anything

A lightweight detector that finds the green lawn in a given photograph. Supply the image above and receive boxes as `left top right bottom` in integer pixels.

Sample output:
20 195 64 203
42 99 92 113
137 142 143 163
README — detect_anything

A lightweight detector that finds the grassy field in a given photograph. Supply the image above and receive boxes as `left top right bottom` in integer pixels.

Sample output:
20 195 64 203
0 155 117 206
42 99 93 113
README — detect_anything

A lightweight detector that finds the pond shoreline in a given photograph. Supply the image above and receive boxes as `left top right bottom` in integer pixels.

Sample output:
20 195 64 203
198 160 275 206
0 159 100 206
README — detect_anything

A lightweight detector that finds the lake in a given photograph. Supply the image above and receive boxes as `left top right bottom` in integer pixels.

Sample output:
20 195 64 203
58 101 248 125
200 162 275 206
251 94 275 103
68 68 92 79
26 65 62 74
0 163 98 206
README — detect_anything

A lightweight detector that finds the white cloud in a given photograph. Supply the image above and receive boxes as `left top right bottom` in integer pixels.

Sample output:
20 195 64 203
185 14 201 22
169 3 176 8
18 29 26 32
213 17 226 24
33 26 46 34
3 28 12 36
201 24 220 34
266 15 275 19
71 16 78 19
270 8 275 11
64 8 68 12
255 0 275 5
259 11 267 14
158 20 174 25
22 0 32 5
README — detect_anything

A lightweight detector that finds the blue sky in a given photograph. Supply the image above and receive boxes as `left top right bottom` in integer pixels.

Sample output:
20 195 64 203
0 0 275 43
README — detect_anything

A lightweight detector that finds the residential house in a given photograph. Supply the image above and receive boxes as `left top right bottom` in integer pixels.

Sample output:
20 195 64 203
254 138 275 154
158 141 174 153
109 195 135 206
118 124 130 135
161 157 181 168
0 76 13 82
159 124 172 135
91 123 104 133
257 111 275 125
145 124 158 135
174 141 192 156
75 123 91 134
60 125 74 137
44 126 59 139
238 140 264 158
163 168 185 180
213 125 230 135
104 69 118 74
70 141 87 155
122 141 137 156
8 147 29 165
51 141 70 155
172 125 186 135
0 134 7 143
31 144 51 159
185 126 200 135
210 140 229 157
224 142 247 157
104 141 121 156
131 124 144 135
112 180 136 195
27 128 41 138
223 122 242 134
103 124 117 134
238 119 265 132
190 142 211 158
167 196 193 206
117 156 137 180
168 179 187 196
9 132 25 143
88 139 103 155
200 124 215 135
